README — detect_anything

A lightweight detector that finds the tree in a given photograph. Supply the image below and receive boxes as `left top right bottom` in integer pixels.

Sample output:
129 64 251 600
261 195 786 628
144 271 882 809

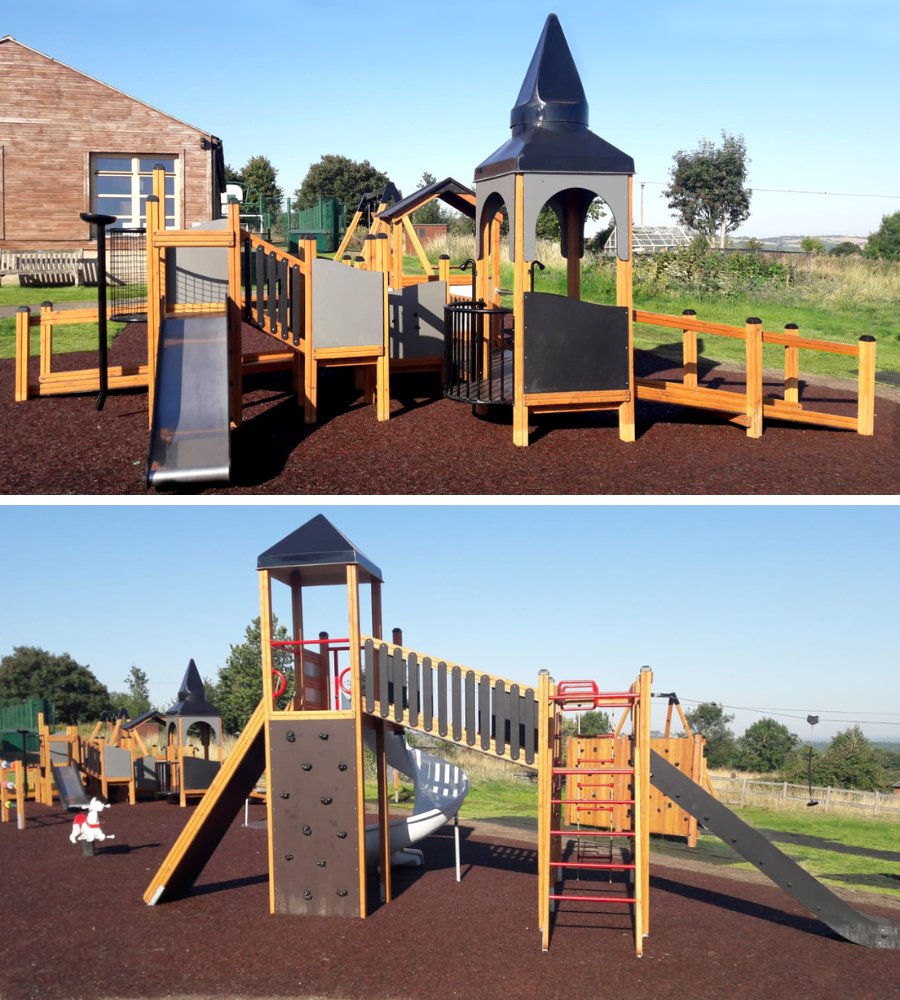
864 211 900 260
735 718 799 772
820 725 889 792
800 237 826 254
241 155 283 216
685 702 737 769
534 198 605 242
0 646 111 724
829 241 861 257
295 154 391 216
664 131 751 248
411 172 449 225
109 666 153 719
213 617 292 734
224 163 244 184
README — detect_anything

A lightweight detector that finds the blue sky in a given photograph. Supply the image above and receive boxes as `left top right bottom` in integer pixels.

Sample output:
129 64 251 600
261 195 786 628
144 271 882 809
0 503 897 743
4 0 898 238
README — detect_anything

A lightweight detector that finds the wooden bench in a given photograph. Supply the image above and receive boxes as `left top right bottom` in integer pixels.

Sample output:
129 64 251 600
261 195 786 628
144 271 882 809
0 249 85 285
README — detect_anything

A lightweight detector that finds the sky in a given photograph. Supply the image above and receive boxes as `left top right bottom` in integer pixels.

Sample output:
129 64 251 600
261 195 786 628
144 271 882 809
0 503 897 744
4 0 899 239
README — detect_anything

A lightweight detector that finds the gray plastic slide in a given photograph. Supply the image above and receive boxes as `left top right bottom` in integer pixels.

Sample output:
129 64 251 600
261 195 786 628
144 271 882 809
146 314 231 487
51 765 90 811
649 750 898 949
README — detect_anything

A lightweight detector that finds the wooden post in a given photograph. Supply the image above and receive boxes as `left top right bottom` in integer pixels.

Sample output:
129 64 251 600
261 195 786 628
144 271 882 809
14 306 30 401
289 571 305 710
744 318 764 438
438 254 451 296
537 669 552 951
376 235 391 422
39 300 53 381
391 221 404 288
300 236 317 424
512 174 529 447
857 335 876 435
145 193 162 429
783 323 800 405
636 666 652 952
227 199 243 428
345 564 368 918
682 309 698 389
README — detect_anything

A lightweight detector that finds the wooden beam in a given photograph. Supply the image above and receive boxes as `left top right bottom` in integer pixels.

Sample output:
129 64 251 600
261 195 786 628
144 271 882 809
512 174 529 447
745 318 764 438
857 336 876 436
346 564 367 918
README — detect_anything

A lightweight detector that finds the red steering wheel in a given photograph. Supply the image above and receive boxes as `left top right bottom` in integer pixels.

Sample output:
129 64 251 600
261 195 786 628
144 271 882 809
272 668 287 699
338 667 352 696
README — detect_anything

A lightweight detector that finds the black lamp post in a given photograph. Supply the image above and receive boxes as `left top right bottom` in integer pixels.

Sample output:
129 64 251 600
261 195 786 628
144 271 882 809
79 212 117 410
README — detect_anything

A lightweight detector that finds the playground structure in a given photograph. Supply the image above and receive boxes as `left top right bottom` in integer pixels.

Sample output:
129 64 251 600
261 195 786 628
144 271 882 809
142 514 898 954
0 759 26 829
566 693 713 847
10 16 877 484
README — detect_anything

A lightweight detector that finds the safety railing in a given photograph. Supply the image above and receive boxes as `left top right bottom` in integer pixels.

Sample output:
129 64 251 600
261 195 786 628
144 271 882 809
634 309 876 436
443 300 515 405
241 232 311 347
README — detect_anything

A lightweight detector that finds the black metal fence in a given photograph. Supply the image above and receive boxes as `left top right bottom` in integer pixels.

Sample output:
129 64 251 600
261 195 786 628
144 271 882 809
443 300 515 405
108 227 147 322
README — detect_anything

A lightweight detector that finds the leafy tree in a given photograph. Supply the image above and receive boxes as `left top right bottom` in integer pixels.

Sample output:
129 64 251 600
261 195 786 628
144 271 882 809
108 666 153 719
0 646 111 724
864 211 900 260
820 725 889 792
295 154 392 217
664 131 752 248
241 155 283 216
411 172 449 225
685 702 737 768
800 237 826 254
535 198 605 242
735 717 799 772
224 163 244 184
578 709 612 736
214 617 292 734
829 241 862 257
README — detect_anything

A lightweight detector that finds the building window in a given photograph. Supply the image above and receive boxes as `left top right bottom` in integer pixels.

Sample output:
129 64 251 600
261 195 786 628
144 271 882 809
91 155 179 229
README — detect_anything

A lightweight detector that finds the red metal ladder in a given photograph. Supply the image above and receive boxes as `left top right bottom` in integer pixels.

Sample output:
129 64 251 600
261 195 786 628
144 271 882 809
541 680 643 948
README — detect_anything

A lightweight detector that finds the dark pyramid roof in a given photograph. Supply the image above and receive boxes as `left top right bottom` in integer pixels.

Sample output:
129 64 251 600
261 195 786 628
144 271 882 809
510 14 588 129
475 14 633 180
377 176 475 222
257 514 383 587
165 659 220 717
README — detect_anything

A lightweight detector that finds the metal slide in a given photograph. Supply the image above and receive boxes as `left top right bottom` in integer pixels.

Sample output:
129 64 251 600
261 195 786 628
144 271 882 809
649 750 899 949
51 765 90 811
146 314 230 487
362 726 469 865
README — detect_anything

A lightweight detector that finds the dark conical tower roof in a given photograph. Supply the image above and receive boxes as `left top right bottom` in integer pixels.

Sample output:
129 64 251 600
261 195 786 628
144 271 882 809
257 514 383 587
475 14 633 180
510 13 588 130
166 659 220 716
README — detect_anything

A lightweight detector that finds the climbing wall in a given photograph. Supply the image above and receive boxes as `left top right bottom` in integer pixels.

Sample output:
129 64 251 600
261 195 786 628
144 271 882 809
268 718 361 917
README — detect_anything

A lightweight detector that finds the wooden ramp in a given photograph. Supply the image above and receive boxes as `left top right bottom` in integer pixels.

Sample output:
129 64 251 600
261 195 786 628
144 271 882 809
143 700 266 905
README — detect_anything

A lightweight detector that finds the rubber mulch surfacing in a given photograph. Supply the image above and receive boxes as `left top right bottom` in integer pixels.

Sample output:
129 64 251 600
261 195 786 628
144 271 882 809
1 324 897 495
2 800 898 1000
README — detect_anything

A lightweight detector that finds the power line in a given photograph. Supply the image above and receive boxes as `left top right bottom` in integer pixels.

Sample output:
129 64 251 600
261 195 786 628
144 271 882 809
638 179 900 200
678 698 900 729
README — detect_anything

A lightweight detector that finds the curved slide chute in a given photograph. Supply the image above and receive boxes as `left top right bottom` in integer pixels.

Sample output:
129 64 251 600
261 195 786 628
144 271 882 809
650 750 899 950
363 726 469 865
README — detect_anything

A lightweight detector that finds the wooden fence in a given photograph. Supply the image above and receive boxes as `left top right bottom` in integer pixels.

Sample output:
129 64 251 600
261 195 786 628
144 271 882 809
710 773 900 819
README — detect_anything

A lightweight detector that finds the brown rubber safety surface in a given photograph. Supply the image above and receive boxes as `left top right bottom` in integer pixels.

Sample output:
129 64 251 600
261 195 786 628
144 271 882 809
1 323 897 495
2 800 898 1000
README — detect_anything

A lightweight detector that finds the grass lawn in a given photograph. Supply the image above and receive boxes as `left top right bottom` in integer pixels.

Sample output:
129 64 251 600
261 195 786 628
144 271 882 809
0 318 126 360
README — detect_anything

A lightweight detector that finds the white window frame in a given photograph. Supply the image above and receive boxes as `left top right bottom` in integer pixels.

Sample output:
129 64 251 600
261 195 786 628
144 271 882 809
90 154 181 230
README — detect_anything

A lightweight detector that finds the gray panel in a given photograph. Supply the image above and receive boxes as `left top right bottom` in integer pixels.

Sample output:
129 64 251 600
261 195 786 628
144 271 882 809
422 657 433 732
464 672 475 746
523 689 536 765
522 174 631 262
407 653 419 729
147 314 230 486
378 643 389 717
269 718 360 918
312 259 384 349
451 667 462 743
182 757 221 789
523 292 629 395
479 676 491 752
103 745 133 780
166 218 229 305
135 755 159 791
364 640 375 714
387 281 446 359
474 174 517 260
437 662 447 738
494 680 506 756
509 684 520 761
391 648 404 723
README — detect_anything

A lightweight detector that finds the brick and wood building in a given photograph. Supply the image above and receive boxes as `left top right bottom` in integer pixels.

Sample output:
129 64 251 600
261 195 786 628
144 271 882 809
0 36 225 253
